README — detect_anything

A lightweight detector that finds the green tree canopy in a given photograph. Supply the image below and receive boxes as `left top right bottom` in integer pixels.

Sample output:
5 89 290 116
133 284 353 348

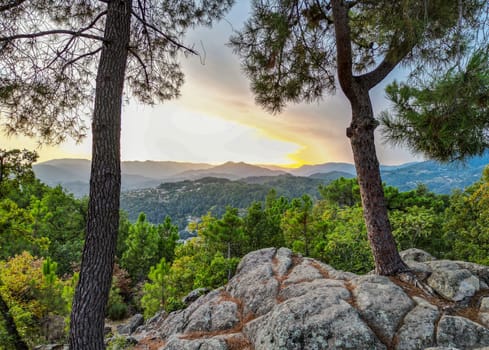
230 0 488 275
1 2 234 347
281 195 316 255
0 149 38 199
381 48 489 161
121 213 179 282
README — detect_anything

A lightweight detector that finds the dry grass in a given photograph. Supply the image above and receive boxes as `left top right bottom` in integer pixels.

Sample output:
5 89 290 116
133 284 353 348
218 291 242 306
390 276 489 327
309 260 331 279
224 333 255 350
134 338 165 350
456 289 489 325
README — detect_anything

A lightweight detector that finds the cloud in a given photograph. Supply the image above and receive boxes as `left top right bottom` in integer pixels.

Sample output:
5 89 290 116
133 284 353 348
120 103 301 164
0 0 422 166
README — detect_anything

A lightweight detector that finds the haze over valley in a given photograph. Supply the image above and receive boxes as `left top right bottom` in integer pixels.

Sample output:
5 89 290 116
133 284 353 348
34 155 488 198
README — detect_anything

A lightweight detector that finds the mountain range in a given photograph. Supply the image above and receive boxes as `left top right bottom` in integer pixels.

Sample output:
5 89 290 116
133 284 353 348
33 154 489 197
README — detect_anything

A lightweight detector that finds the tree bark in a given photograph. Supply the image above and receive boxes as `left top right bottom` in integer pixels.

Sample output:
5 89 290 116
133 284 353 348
348 91 409 275
69 1 132 349
0 293 28 350
332 0 408 275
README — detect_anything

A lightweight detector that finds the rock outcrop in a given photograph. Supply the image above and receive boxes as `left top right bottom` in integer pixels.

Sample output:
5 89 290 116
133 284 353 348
128 248 489 350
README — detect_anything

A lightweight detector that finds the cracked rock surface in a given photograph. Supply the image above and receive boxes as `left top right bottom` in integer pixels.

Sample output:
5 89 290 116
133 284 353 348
130 248 489 350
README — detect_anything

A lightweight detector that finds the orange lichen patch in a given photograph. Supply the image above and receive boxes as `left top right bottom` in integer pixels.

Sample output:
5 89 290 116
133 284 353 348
276 293 286 304
467 289 489 310
291 254 303 267
134 338 166 350
273 253 304 289
274 273 288 284
456 305 483 325
271 255 287 284
309 260 331 279
274 258 332 304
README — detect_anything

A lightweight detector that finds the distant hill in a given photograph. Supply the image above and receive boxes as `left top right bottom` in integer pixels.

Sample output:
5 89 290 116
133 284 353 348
33 155 489 197
289 162 356 177
308 171 355 181
33 159 214 197
175 161 286 180
121 160 214 178
33 160 287 196
381 155 489 193
34 159 91 184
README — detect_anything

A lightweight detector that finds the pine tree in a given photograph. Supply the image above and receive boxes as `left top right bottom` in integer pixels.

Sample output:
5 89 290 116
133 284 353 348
230 0 488 275
0 1 234 348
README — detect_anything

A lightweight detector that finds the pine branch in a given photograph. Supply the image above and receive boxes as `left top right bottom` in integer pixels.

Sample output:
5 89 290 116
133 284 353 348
136 0 155 67
130 9 198 55
46 10 107 69
0 30 106 43
61 47 103 73
360 34 413 89
128 47 150 86
79 10 108 33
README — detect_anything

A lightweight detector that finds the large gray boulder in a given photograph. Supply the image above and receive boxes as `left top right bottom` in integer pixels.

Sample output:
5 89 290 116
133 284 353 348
426 260 481 301
437 316 489 348
401 251 489 303
162 335 228 350
400 248 436 262
395 297 440 350
117 313 144 335
244 279 385 349
350 274 415 342
129 248 489 350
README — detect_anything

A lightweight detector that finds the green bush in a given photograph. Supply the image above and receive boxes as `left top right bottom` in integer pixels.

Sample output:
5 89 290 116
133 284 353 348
107 302 128 321
107 335 134 350
165 297 186 313
107 286 128 321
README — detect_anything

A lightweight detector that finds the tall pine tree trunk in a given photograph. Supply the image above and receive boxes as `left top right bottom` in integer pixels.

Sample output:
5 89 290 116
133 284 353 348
69 1 132 348
348 92 408 275
332 0 408 275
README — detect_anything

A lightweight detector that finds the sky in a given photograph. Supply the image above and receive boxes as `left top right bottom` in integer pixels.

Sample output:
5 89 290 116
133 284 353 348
0 1 423 167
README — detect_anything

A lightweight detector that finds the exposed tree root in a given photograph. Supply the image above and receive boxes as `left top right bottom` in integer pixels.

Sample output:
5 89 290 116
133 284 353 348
396 270 439 298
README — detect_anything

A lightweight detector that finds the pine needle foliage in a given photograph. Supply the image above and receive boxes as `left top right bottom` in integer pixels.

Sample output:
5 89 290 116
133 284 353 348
381 47 489 161
0 0 234 144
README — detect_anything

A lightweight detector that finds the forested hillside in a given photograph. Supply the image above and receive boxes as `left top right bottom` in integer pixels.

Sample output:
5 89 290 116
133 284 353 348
1 150 489 348
120 175 331 228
